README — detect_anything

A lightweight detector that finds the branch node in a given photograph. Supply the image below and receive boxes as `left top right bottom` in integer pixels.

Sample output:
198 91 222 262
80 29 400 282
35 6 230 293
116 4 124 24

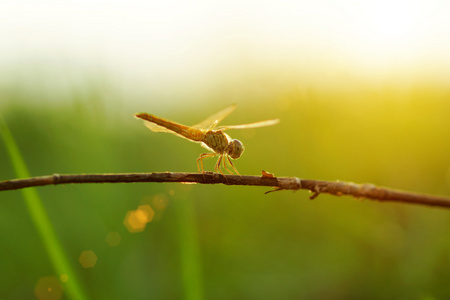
53 173 61 184
277 176 302 191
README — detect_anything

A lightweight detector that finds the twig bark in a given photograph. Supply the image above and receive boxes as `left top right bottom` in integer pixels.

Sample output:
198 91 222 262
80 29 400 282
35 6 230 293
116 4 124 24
1 172 449 209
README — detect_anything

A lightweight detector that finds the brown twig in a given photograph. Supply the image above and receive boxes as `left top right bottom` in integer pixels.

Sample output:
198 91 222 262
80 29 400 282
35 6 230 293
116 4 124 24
1 172 450 209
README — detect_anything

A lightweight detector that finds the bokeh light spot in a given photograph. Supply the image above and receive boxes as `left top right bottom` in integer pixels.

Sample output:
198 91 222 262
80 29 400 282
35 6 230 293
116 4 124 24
78 250 98 268
59 274 68 283
135 208 148 223
34 276 63 300
124 205 155 233
138 204 155 222
152 194 169 211
105 231 121 247
123 210 147 233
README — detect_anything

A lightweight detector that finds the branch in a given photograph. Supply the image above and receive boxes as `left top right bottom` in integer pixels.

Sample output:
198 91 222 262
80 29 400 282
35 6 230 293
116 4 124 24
1 172 450 209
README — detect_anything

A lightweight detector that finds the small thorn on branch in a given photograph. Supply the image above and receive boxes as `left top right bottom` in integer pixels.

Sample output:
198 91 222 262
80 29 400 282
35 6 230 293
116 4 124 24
309 191 320 200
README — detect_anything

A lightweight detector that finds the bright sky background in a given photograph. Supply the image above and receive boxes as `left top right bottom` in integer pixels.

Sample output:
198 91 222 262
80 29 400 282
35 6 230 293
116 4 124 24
1 0 450 104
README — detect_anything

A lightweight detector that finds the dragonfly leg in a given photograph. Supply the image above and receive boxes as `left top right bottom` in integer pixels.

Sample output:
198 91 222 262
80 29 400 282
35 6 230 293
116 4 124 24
196 153 217 174
215 155 227 179
227 156 241 177
222 154 234 174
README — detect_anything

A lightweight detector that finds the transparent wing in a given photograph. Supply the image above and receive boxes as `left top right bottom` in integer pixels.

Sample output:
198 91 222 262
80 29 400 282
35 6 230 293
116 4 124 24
143 121 173 133
192 104 237 130
217 119 280 130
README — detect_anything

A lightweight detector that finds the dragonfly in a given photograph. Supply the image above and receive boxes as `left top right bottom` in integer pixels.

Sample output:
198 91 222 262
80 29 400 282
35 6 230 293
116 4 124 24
135 104 279 176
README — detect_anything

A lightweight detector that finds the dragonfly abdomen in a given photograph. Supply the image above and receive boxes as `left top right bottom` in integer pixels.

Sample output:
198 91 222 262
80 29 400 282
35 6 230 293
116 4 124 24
135 113 204 141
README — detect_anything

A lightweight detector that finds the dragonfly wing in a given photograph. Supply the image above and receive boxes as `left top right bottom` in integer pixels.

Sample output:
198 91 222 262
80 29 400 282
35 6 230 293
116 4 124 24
192 104 237 130
217 119 280 130
143 121 174 133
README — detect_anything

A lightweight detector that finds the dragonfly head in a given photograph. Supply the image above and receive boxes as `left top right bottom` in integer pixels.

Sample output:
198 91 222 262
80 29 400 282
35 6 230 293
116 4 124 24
227 139 245 159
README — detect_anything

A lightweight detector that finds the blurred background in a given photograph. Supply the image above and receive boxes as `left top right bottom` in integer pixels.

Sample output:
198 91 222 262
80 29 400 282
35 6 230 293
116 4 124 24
2 0 450 299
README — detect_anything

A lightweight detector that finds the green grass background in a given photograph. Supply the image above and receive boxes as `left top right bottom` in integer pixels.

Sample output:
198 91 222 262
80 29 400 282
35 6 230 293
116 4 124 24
1 73 450 299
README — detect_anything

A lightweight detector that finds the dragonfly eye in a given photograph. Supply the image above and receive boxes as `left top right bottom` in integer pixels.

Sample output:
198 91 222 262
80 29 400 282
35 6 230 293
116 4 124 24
228 139 244 159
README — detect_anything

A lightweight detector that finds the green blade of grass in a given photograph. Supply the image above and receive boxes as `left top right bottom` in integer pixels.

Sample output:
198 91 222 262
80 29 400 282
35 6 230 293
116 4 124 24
174 191 204 300
0 120 89 300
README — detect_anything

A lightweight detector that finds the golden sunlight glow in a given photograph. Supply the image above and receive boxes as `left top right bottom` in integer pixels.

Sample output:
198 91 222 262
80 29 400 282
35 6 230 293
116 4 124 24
78 250 98 269
340 0 428 68
34 276 63 300
359 0 417 40
3 0 450 97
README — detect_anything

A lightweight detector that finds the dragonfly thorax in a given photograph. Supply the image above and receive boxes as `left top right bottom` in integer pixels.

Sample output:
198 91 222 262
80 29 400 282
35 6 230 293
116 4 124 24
203 131 244 159
226 139 244 159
